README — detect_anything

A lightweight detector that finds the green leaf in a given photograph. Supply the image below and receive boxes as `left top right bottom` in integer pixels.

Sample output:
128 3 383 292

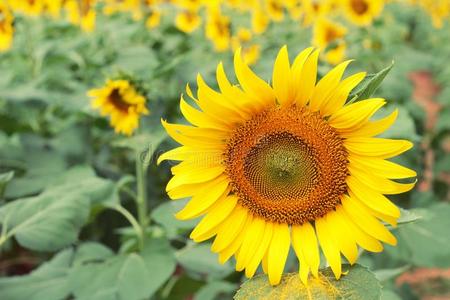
234 264 381 300
397 208 422 226
151 199 198 237
176 243 234 280
0 249 73 300
0 192 90 251
194 281 236 300
375 265 410 281
0 171 14 198
141 237 177 295
68 237 176 300
68 254 151 300
381 289 402 300
388 203 450 267
350 62 394 102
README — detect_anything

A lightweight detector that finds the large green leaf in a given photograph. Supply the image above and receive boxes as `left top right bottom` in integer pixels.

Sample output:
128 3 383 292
0 192 90 251
176 243 234 280
68 237 176 300
0 249 74 300
234 265 381 300
388 202 450 267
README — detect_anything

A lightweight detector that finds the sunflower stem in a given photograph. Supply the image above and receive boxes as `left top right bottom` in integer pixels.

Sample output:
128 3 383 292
110 204 144 251
135 150 149 240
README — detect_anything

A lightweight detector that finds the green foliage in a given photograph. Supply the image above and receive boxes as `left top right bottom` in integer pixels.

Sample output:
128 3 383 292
235 265 381 300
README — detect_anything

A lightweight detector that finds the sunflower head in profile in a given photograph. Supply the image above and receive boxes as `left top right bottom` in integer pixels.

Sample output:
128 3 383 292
0 2 14 52
159 46 416 286
343 0 384 26
88 78 149 136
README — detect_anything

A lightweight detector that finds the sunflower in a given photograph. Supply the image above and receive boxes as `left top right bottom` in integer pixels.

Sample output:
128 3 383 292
313 18 347 65
175 10 201 33
205 8 231 51
0 2 14 52
65 0 96 32
159 46 416 286
343 0 384 26
88 79 149 136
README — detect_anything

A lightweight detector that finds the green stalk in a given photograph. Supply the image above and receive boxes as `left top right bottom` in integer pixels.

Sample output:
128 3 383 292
135 151 148 237
111 204 144 251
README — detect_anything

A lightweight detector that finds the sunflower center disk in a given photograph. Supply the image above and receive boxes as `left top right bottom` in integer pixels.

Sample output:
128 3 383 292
225 106 349 225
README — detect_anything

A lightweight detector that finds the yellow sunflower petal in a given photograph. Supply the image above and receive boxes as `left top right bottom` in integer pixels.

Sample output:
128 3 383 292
166 165 225 192
342 108 398 138
327 210 358 264
315 216 342 279
335 206 383 252
190 195 238 242
291 47 315 102
272 45 294 106
174 177 229 220
179 95 230 130
267 223 290 285
320 72 366 116
291 222 320 278
218 214 254 264
236 216 266 271
309 60 352 112
344 137 413 159
349 154 416 179
294 49 319 106
341 195 397 246
349 166 416 195
234 48 275 106
329 98 386 129
347 175 400 218
245 221 273 278
212 205 248 253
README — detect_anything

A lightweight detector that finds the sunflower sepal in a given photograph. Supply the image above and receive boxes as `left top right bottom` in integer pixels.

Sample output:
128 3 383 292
234 264 382 300
348 61 394 103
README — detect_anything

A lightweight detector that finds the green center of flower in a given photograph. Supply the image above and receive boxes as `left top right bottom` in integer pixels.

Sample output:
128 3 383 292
244 132 317 200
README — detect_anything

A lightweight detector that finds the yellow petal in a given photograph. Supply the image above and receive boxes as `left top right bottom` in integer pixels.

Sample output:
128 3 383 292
329 98 386 129
218 214 254 264
267 223 290 285
315 216 342 279
212 205 248 253
245 221 273 278
349 154 416 179
236 216 266 271
344 137 413 159
320 72 366 116
291 222 320 278
158 146 222 166
335 206 383 252
162 120 225 149
234 48 275 106
349 166 416 195
347 175 400 218
190 195 238 242
272 45 294 106
174 177 229 220
309 60 352 112
326 210 358 264
179 95 229 130
341 195 397 246
294 49 319 107
341 109 398 138
291 47 314 102
166 165 225 192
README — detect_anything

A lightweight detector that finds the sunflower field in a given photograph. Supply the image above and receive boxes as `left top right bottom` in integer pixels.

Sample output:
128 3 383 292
0 0 449 299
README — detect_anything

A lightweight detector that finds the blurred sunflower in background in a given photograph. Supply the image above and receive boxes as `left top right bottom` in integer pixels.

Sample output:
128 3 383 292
159 46 416 286
343 0 384 26
0 1 14 52
88 79 149 136
313 18 347 64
